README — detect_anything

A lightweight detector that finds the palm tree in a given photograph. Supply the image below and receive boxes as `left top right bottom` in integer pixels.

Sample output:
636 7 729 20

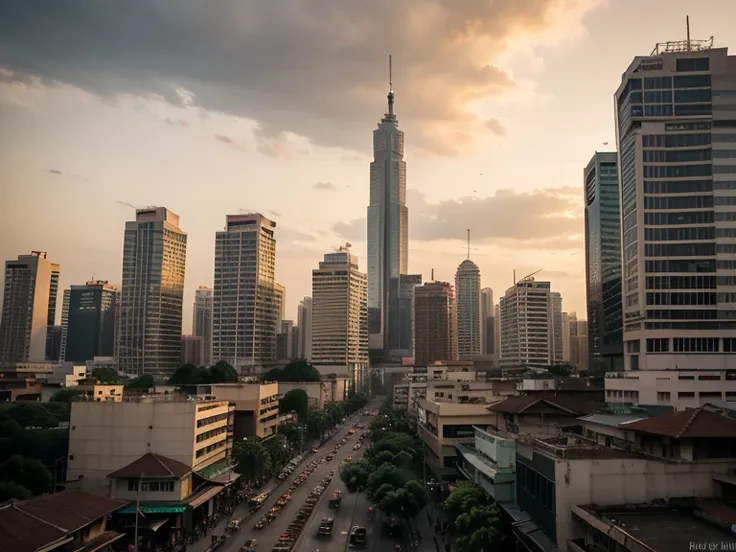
233 438 273 482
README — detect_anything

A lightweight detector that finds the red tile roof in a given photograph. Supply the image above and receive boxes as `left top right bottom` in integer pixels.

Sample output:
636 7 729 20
487 394 604 415
0 489 126 552
107 453 192 479
622 407 736 438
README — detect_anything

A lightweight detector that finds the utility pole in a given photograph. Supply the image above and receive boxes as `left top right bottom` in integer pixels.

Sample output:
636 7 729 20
134 472 144 552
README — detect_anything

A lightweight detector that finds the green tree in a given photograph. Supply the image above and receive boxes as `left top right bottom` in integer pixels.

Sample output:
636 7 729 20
125 374 154 391
210 361 238 383
443 480 486 521
546 364 574 377
43 402 71 422
306 409 328 439
378 482 427 520
455 505 502 552
90 367 120 384
169 364 211 385
233 438 272 481
6 404 58 429
0 481 32 501
366 463 408 497
340 459 373 493
263 434 288 466
50 389 81 403
277 424 305 450
262 360 321 382
0 455 53 496
279 389 309 422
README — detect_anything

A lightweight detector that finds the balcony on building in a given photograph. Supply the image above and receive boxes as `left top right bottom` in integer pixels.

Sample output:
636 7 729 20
455 426 516 504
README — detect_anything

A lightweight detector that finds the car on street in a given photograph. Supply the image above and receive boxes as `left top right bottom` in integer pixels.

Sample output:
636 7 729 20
317 516 334 536
344 456 353 462
349 525 367 547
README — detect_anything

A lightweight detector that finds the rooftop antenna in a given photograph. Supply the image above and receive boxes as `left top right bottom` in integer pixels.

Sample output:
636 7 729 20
513 269 516 285
431 268 435 282
686 16 691 51
387 54 395 116
466 229 471 260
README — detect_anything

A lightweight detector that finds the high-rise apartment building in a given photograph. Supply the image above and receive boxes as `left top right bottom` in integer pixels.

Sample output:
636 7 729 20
414 281 458 365
311 248 368 386
297 297 312 360
64 280 119 363
584 151 624 373
118 207 187 375
616 42 736 364
274 283 286 329
0 251 60 362
59 289 70 361
480 288 494 355
213 213 277 370
367 62 421 362
499 279 563 369
181 335 204 366
564 312 589 371
277 319 295 361
193 286 213 365
609 36 736 410
455 259 482 360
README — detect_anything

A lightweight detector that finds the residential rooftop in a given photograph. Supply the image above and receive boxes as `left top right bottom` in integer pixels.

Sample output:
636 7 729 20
528 435 634 460
487 394 604 416
622 407 736 439
108 452 192 479
574 500 736 552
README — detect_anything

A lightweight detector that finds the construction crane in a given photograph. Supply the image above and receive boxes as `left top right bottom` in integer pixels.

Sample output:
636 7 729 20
514 268 542 285
116 200 141 210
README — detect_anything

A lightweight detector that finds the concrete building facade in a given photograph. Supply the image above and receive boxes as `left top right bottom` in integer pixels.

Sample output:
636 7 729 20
193 286 213 366
480 287 494 356
311 248 368 388
455 260 482 361
119 208 187 376
297 297 312 360
414 281 458 365
213 213 277 370
500 280 563 370
0 251 60 362
614 42 736 376
68 397 232 495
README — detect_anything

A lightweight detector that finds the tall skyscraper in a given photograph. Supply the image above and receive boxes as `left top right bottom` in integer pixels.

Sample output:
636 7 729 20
455 258 482 360
584 151 623 374
367 58 420 362
64 280 119 363
213 213 277 369
59 288 70 361
297 297 312 360
414 281 458 365
274 282 286 329
311 247 369 390
499 279 563 369
193 286 213 365
0 251 60 362
614 37 736 379
119 207 187 375
480 287 494 355
277 319 295 361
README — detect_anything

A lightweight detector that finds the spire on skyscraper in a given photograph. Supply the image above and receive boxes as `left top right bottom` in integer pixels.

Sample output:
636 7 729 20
387 54 395 116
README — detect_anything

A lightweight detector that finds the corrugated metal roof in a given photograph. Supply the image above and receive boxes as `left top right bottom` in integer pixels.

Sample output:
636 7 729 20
579 413 650 427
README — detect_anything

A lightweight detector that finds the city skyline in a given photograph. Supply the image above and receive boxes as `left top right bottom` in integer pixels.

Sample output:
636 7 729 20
2 2 736 330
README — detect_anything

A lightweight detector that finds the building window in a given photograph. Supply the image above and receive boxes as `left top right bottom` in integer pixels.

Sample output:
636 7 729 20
678 392 696 398
657 392 671 404
646 338 669 353
128 480 175 492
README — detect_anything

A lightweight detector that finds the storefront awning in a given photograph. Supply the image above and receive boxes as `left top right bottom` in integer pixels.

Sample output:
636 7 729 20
188 485 224 509
118 504 188 514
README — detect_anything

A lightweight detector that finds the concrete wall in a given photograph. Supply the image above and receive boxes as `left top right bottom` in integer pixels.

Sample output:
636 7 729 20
554 455 735 547
68 400 229 496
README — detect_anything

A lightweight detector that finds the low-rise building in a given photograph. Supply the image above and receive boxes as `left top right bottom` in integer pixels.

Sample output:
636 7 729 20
74 383 124 402
68 395 234 496
487 395 604 438
605 368 736 411
0 489 126 552
277 378 349 410
107 452 230 546
516 376 605 402
203 382 280 440
462 406 736 552
417 398 499 480
456 426 517 504
0 374 43 401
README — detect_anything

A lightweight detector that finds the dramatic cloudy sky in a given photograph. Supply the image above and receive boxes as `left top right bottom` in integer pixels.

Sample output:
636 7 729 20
1 0 735 328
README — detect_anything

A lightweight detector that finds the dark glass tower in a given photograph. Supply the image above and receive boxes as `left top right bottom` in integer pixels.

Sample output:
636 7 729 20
64 281 120 362
584 152 623 374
